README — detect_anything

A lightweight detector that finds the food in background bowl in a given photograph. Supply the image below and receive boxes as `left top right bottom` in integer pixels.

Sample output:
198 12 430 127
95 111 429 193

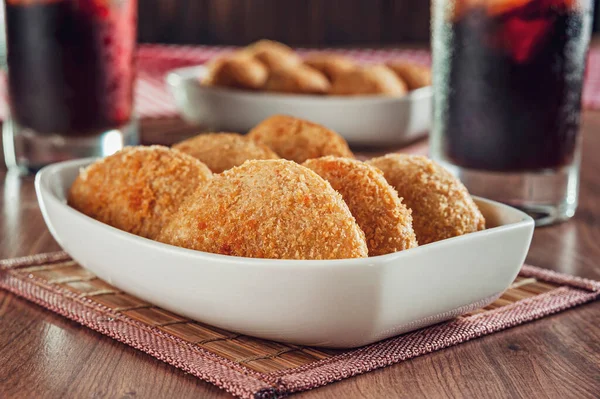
264 64 330 94
200 39 431 97
329 64 408 96
303 53 357 81
244 39 301 71
386 61 432 91
202 53 268 90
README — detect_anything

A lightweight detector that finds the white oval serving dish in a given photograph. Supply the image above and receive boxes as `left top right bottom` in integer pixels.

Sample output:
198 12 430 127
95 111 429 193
36 158 534 348
166 65 432 146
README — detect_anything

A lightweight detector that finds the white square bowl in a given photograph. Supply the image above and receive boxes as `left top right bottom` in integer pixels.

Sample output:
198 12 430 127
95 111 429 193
35 158 534 348
166 65 432 146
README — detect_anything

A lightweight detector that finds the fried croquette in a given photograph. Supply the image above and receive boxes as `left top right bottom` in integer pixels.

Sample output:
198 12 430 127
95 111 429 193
68 146 213 240
329 65 408 96
386 61 432 90
202 53 268 89
303 54 356 81
367 154 485 245
246 39 301 71
303 156 418 256
264 65 331 94
173 132 279 173
157 160 368 260
247 115 354 163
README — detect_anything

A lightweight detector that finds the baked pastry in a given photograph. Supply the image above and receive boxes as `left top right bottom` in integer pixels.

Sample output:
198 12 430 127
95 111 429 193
68 146 212 240
158 160 368 259
173 132 279 173
248 115 354 163
304 156 418 255
368 154 485 244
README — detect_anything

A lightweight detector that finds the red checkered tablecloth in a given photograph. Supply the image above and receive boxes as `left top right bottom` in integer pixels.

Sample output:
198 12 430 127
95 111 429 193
1 44 599 119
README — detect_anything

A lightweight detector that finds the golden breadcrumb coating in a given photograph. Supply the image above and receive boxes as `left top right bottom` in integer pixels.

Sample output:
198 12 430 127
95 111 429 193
368 154 485 245
158 160 368 260
68 146 212 240
173 132 279 173
386 61 432 90
304 156 418 256
245 39 301 71
264 65 330 94
303 54 357 81
202 53 268 90
330 64 408 96
247 115 354 163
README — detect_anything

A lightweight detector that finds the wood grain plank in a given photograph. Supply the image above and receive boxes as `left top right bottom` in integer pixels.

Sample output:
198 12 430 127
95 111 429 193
0 290 227 399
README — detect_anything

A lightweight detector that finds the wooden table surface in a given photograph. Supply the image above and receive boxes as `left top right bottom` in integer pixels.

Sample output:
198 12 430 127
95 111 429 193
0 114 599 398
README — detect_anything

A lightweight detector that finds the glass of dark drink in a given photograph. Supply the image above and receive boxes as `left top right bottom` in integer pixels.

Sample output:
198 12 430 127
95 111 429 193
431 0 594 226
2 0 138 174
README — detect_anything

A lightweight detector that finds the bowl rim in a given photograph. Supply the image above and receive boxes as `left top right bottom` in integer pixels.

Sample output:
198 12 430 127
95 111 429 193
165 64 433 104
35 158 535 269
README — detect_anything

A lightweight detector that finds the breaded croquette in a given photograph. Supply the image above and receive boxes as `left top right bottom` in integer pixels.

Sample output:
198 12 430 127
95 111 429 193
264 65 331 94
201 40 429 97
68 146 213 240
173 132 279 173
247 115 354 163
303 54 356 81
386 61 432 90
303 156 418 256
246 39 301 71
202 53 268 90
368 154 485 245
157 160 368 260
329 65 408 96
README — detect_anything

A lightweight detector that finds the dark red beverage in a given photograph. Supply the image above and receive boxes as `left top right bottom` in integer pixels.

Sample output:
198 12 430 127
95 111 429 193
5 0 137 136
434 0 593 172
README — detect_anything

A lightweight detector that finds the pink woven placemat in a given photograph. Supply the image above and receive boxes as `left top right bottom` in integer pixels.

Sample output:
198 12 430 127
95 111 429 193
0 251 598 399
1 44 600 120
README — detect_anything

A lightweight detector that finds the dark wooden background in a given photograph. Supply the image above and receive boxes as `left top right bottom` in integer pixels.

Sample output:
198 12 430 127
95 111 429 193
138 0 600 46
138 0 432 45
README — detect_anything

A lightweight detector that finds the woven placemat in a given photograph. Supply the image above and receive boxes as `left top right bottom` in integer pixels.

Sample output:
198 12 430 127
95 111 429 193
1 252 598 399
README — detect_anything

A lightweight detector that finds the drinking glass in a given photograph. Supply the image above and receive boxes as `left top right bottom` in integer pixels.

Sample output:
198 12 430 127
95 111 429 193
2 0 138 174
431 0 594 226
